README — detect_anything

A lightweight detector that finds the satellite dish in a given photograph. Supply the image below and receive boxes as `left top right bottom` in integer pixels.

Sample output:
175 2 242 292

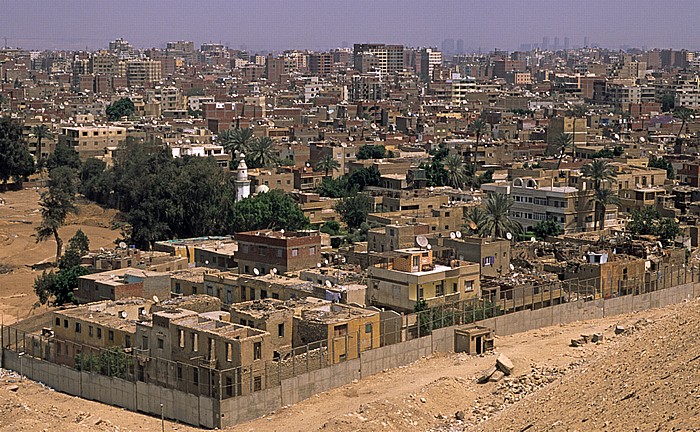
119 311 127 319
269 268 275 276
506 232 513 240
205 260 209 265
119 241 127 249
325 280 332 288
426 244 432 250
141 309 148 316
253 268 260 276
153 295 159 303
509 263 515 271
272 268 278 274
455 231 462 238
323 259 329 265
468 221 478 230
416 235 429 248
530 237 536 242
100 247 105 252
317 263 322 268
450 232 456 239
280 229 285 234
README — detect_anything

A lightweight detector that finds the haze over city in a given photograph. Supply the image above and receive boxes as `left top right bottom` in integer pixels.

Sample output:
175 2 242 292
1 0 699 51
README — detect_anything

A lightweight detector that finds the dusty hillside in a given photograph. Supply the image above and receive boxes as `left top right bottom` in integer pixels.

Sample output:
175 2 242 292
474 299 700 432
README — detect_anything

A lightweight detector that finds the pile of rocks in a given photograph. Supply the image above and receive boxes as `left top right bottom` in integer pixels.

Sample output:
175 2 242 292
477 354 514 384
494 366 565 404
570 332 604 347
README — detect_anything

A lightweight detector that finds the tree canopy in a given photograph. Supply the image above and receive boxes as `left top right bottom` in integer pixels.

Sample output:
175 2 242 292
357 144 391 160
36 166 78 264
106 97 135 121
0 117 34 185
627 206 680 245
336 194 373 230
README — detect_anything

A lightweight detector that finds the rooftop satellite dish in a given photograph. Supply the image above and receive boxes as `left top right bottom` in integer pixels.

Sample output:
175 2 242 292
153 295 159 303
506 232 513 240
455 231 462 238
324 259 329 265
426 244 432 250
280 229 285 234
272 268 278 275
509 263 515 271
119 241 127 249
317 263 322 268
530 237 536 242
205 260 209 265
141 308 148 316
119 311 127 319
269 268 275 276
450 232 456 239
253 268 260 276
100 247 105 252
325 280 333 288
416 235 429 248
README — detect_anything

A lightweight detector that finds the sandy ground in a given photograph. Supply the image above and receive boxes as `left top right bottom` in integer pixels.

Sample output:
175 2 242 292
0 303 683 432
0 188 120 325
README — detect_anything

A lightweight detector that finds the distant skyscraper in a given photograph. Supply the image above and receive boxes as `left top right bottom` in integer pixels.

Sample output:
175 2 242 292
553 37 560 50
456 39 464 54
542 36 549 50
441 38 455 54
564 37 570 50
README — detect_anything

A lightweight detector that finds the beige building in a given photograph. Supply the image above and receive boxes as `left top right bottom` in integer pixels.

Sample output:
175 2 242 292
58 125 127 159
125 59 162 87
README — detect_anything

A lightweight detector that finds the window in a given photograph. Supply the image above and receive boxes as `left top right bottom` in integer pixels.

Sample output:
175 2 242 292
436 282 444 297
55 317 60 326
253 342 262 360
174 282 181 293
309 246 316 256
276 248 283 258
75 322 81 333
241 288 247 301
89 326 93 337
418 286 424 300
482 256 494 266
108 330 113 341
177 365 183 380
125 335 131 348
193 369 199 385
452 282 458 293
225 377 233 397
278 323 285 338
465 280 474 291
365 323 372 333
261 289 267 299
179 330 185 348
142 336 148 349
192 333 198 352
334 324 348 337
259 246 267 256
157 338 164 349
97 328 102 339
226 343 232 362
253 376 262 392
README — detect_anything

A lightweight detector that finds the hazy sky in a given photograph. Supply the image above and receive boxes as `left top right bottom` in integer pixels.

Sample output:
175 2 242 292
1 0 698 52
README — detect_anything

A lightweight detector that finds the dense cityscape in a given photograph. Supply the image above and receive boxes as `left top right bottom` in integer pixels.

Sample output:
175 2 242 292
1 29 700 431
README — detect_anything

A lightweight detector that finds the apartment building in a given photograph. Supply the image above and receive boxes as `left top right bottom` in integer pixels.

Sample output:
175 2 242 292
58 125 127 159
74 267 171 304
125 59 162 87
353 44 404 75
367 248 480 312
234 230 323 275
435 236 512 278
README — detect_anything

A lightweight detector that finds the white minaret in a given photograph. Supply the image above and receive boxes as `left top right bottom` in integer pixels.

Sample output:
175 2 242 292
234 153 251 202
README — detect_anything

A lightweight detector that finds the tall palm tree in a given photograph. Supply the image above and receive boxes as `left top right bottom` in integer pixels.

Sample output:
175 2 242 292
314 153 341 177
581 159 617 191
32 124 52 160
443 154 468 189
555 133 573 170
591 188 621 231
673 107 693 141
478 193 522 240
565 104 587 158
247 136 276 168
219 127 254 155
468 119 487 166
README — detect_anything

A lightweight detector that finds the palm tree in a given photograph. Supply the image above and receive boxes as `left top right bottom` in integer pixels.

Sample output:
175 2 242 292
247 136 276 168
314 153 341 177
555 133 573 170
219 127 254 155
565 104 587 158
32 124 52 160
36 166 77 265
673 107 693 141
591 188 621 231
581 159 617 191
464 206 485 235
478 193 522 240
467 119 487 166
443 154 468 189
581 160 618 230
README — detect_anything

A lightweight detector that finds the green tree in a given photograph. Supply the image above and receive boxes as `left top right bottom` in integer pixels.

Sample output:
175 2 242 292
0 117 34 186
336 194 373 230
219 127 254 155
590 188 621 231
357 144 388 160
36 166 78 265
33 264 89 306
316 176 355 198
228 189 309 232
45 142 81 173
320 220 341 236
79 158 108 201
347 166 380 190
554 132 573 170
479 193 522 240
314 153 341 177
59 229 90 270
420 147 449 187
581 159 618 229
464 206 485 235
246 136 276 168
106 97 135 121
627 206 680 245
443 154 467 189
648 155 675 180
673 107 693 141
32 124 52 160
660 93 675 112
533 219 562 239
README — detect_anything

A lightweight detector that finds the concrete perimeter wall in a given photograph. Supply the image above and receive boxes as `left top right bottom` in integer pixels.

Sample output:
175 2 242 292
1 350 216 428
3 282 697 429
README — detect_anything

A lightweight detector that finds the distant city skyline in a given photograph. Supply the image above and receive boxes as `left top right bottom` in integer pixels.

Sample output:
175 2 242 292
1 0 699 52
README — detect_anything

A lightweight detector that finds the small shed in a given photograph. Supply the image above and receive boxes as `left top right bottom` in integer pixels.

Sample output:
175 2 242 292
454 325 494 355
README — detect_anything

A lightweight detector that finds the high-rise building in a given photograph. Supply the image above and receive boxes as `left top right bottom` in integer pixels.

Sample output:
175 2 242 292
542 36 550 51
353 43 404 75
456 39 464 54
309 52 333 77
441 38 455 54
125 59 161 87
564 37 570 50
419 48 442 82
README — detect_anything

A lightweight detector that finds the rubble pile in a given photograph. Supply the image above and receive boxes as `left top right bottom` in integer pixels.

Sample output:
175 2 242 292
493 366 565 404
570 332 604 347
